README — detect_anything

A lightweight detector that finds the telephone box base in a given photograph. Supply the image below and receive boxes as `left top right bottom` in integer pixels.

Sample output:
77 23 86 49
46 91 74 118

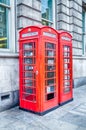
59 98 73 106
19 105 59 116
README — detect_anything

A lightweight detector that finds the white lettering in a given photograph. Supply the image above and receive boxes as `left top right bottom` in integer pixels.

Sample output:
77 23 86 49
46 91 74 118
22 32 38 37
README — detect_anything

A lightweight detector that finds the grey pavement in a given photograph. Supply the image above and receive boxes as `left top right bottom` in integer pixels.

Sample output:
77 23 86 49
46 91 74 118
0 85 86 130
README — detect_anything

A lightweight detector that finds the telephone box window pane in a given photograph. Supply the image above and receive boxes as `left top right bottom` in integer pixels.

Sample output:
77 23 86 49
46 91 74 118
47 58 55 65
25 66 33 71
47 65 55 71
64 70 70 74
46 50 55 56
64 58 70 63
24 43 35 49
47 93 54 100
47 86 54 93
46 43 55 49
24 58 35 64
0 6 9 48
64 87 70 93
24 51 34 57
47 72 55 78
64 52 70 57
25 72 33 78
64 64 68 69
64 81 70 86
25 88 36 94
25 80 33 86
47 79 55 85
23 94 36 101
64 75 70 80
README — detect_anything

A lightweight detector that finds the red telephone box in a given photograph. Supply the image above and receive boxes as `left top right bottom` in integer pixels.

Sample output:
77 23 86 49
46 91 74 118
19 25 59 115
58 31 73 105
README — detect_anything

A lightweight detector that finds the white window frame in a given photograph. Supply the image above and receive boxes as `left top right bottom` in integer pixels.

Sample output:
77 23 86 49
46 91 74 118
41 0 56 28
0 1 16 53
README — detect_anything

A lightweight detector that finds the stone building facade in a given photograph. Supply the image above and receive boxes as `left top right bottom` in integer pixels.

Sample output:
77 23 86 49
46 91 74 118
0 0 86 111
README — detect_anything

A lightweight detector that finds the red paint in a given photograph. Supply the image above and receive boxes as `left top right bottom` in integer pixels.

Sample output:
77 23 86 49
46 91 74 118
19 25 59 113
58 31 73 104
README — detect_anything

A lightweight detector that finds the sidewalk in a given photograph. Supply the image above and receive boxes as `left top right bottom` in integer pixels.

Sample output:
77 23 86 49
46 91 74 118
0 85 86 130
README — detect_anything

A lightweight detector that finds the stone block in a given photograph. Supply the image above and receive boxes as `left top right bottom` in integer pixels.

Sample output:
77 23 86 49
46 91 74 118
72 40 78 48
61 0 70 7
33 0 41 11
73 77 86 88
58 13 70 23
17 0 32 7
57 4 70 15
57 21 70 31
73 58 86 78
73 48 82 56
73 32 82 41
17 17 33 29
73 10 82 20
0 58 19 93
0 90 19 112
69 1 74 8
74 0 82 5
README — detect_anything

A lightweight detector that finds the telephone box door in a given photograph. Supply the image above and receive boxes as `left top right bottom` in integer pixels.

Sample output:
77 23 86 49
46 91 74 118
40 38 58 112
20 39 39 111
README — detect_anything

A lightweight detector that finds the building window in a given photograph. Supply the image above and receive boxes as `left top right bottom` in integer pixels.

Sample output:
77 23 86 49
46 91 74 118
41 0 55 27
0 0 10 48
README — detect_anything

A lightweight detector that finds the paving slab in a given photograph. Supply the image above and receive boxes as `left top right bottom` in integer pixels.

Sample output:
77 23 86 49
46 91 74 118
0 85 86 130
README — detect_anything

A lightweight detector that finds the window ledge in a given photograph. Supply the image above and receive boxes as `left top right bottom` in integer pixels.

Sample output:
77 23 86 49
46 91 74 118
0 53 19 58
73 56 86 60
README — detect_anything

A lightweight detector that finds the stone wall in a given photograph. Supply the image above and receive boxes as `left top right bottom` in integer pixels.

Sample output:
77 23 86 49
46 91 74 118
0 56 19 111
17 0 41 30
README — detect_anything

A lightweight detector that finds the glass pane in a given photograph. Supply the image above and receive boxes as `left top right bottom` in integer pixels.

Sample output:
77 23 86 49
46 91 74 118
47 79 55 85
46 43 55 49
64 58 70 63
64 87 70 93
24 43 35 49
24 66 34 71
64 46 70 51
25 72 33 78
47 72 55 78
46 65 55 71
46 50 55 56
64 75 70 80
0 0 10 5
24 58 35 64
47 86 54 93
64 64 68 69
0 7 9 48
41 0 53 21
23 93 36 101
24 79 33 86
24 51 34 57
47 93 54 100
46 58 55 66
64 81 70 86
64 70 70 74
25 88 36 94
64 52 70 57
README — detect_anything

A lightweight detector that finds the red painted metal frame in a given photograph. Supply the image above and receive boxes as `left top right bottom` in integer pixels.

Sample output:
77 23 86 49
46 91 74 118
58 31 73 105
19 25 59 114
